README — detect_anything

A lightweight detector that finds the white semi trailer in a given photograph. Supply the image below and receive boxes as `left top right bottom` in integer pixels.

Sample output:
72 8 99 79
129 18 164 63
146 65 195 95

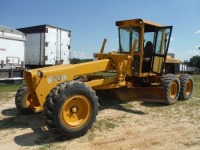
17 25 71 69
0 25 25 84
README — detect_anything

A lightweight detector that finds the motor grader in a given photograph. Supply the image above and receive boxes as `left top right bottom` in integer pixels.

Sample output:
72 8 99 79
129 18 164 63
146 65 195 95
15 18 193 139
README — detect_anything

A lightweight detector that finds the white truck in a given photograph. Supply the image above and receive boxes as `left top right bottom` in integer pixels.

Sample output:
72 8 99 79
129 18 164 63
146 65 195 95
17 25 71 69
180 63 199 74
0 25 25 84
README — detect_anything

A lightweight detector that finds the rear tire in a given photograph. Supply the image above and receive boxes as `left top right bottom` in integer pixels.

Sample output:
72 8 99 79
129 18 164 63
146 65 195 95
178 74 193 100
161 74 180 105
15 85 35 114
44 81 99 139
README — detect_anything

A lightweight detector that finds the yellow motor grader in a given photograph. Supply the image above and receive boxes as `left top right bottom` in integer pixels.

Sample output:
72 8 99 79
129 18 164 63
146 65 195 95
15 18 193 139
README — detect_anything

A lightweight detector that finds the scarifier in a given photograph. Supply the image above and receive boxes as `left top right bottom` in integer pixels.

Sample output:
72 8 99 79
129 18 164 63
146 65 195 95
15 18 193 139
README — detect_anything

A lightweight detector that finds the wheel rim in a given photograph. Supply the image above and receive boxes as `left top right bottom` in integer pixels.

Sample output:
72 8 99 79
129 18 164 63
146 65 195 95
169 82 178 99
24 90 40 111
186 80 192 96
25 93 32 108
61 95 92 128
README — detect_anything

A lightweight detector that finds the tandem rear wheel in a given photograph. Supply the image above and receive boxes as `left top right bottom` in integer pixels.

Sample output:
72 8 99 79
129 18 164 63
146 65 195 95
161 74 193 105
161 74 180 105
178 74 193 100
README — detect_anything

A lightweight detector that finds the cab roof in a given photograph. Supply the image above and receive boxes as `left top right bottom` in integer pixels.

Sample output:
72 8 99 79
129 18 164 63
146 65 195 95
116 18 164 32
116 18 163 27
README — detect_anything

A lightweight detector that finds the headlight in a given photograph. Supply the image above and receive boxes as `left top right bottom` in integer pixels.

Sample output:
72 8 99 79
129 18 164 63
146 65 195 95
37 70 43 78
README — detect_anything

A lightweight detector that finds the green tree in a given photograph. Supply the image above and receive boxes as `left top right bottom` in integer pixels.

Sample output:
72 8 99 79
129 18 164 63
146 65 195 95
70 58 93 64
70 58 80 64
189 55 200 68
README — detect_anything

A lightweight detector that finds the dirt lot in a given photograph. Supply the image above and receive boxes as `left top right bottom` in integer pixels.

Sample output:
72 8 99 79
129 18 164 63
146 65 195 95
0 76 200 150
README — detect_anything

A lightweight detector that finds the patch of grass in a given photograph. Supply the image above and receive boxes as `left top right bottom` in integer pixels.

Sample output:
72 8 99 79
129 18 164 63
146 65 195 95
144 75 200 124
192 75 200 82
87 129 96 141
0 82 24 93
182 139 200 147
0 92 16 103
192 75 200 97
119 102 133 109
37 144 55 150
0 81 25 104
93 118 117 130
87 118 120 141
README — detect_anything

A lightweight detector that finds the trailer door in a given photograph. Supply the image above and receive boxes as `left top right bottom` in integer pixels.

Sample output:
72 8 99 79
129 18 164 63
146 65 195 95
45 27 57 65
60 30 70 64
151 26 173 75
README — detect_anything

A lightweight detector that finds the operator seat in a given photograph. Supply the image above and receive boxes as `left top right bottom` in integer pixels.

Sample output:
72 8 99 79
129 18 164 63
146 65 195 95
142 41 153 72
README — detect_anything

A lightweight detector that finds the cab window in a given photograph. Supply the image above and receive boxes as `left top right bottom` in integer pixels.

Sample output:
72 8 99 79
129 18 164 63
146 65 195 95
119 27 140 53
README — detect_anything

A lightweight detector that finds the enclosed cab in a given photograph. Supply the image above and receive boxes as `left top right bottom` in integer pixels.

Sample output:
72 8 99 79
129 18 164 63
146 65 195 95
116 19 172 76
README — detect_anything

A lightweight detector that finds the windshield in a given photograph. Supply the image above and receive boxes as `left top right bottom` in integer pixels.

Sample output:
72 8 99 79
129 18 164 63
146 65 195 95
154 28 171 55
119 27 140 53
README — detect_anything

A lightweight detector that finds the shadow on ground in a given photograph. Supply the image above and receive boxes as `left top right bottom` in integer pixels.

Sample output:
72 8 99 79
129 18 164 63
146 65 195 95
0 107 57 146
140 101 167 107
99 99 148 115
0 99 166 147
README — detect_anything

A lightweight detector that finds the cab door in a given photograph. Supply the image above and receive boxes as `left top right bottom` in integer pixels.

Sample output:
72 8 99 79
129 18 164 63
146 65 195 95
151 26 173 75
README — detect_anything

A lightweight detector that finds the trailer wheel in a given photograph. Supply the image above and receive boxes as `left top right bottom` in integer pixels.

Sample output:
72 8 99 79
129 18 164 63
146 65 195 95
15 85 36 114
178 74 193 100
44 81 99 139
161 74 180 105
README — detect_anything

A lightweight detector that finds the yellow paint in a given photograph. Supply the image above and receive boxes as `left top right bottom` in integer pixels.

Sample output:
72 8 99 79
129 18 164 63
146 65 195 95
166 56 181 63
25 59 113 108
60 94 91 128
152 56 164 73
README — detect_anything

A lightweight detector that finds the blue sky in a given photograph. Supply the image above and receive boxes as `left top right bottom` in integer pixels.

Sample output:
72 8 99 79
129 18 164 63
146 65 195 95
1 0 200 61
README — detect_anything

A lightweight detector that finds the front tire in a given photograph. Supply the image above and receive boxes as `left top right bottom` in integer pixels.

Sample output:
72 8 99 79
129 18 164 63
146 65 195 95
178 74 193 100
161 74 180 105
44 81 99 139
15 85 35 114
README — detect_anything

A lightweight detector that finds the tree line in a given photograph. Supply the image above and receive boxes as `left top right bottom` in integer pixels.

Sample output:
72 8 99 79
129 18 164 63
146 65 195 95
70 58 93 64
184 55 200 69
